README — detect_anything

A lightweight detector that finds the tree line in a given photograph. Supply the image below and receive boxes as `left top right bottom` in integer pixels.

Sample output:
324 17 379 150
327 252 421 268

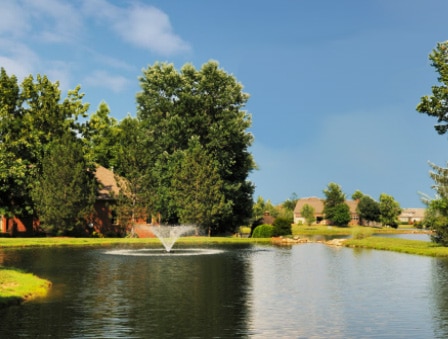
253 183 402 230
0 61 256 236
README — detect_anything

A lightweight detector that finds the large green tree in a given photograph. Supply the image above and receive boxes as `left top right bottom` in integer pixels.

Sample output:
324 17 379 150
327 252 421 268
379 193 401 228
173 137 230 235
416 40 448 244
84 102 120 168
323 182 350 226
113 116 154 232
0 68 89 220
32 133 97 235
357 195 380 225
136 61 255 234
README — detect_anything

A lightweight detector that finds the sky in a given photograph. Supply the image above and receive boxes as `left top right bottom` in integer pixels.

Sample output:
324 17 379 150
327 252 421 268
1 0 448 208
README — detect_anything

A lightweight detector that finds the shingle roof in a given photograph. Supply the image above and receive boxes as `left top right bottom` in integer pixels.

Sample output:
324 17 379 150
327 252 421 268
294 197 324 215
95 166 120 200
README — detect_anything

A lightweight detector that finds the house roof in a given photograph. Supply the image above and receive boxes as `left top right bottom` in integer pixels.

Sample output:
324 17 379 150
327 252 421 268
95 166 120 200
294 197 359 215
399 208 426 219
294 197 324 215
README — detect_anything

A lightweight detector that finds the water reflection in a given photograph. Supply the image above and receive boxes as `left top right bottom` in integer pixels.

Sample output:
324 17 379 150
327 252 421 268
1 244 448 337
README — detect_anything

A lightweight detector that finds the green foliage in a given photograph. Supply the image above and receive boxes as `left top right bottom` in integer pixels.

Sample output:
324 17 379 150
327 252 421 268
84 102 120 168
323 182 350 226
331 203 352 227
252 196 278 221
31 134 97 235
272 216 292 236
357 195 380 224
282 192 298 211
379 193 401 228
0 68 89 221
423 196 448 245
351 190 364 200
416 41 448 135
300 204 315 226
137 61 255 234
114 117 153 232
173 137 230 234
251 224 274 238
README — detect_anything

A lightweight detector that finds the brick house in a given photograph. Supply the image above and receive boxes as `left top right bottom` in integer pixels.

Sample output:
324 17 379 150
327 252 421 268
293 197 360 226
1 165 125 236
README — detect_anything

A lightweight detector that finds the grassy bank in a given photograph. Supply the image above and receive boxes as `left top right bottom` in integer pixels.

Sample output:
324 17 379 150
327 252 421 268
344 236 448 257
0 268 51 308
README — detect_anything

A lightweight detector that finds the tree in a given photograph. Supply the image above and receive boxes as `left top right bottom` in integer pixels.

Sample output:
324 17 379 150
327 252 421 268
417 41 448 245
282 193 298 211
31 133 97 235
300 204 315 226
357 195 380 225
136 61 255 234
379 193 401 228
84 102 120 169
173 137 230 235
352 190 364 201
0 68 89 221
272 216 292 236
323 182 350 226
417 41 448 135
113 116 154 233
421 162 448 244
331 203 352 227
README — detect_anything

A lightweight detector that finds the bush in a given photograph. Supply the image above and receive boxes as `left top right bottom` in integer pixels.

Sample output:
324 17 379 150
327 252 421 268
273 217 292 236
251 224 274 238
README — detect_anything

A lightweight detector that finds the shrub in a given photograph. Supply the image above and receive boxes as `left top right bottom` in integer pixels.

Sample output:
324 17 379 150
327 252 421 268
273 217 292 236
252 224 274 238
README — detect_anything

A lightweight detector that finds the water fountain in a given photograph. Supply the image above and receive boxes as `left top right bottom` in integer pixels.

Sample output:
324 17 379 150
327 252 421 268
105 224 223 256
148 225 197 252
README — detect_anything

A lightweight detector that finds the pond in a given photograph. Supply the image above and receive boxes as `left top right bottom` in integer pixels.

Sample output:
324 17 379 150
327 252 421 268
1 242 448 338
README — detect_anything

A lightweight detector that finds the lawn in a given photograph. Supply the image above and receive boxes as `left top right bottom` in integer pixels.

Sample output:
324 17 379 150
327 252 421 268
0 268 51 308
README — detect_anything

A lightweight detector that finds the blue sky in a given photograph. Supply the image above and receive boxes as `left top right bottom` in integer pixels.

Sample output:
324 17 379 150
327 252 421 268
1 0 448 207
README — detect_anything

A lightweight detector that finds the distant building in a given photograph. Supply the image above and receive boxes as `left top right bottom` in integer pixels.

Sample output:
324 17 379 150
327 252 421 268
293 197 360 226
398 208 425 224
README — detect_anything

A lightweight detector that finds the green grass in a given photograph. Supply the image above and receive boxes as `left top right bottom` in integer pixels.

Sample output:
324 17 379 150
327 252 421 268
0 268 51 308
344 236 448 257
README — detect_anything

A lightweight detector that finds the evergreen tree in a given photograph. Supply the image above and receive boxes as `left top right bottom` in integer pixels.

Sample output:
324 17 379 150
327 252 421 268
32 133 97 235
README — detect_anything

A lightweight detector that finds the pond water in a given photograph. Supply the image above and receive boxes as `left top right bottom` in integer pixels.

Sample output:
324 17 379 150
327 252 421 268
1 242 448 338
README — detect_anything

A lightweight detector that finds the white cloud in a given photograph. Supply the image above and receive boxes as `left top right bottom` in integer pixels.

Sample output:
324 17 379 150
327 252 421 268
82 0 191 55
115 5 191 55
24 0 83 43
84 70 130 93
